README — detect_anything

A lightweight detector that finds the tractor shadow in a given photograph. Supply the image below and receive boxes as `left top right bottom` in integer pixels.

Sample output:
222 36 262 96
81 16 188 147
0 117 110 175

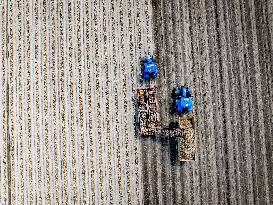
135 123 186 167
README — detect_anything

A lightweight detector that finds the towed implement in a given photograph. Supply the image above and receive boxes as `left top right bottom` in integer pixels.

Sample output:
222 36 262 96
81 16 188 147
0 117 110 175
135 54 160 136
135 54 196 161
171 86 196 161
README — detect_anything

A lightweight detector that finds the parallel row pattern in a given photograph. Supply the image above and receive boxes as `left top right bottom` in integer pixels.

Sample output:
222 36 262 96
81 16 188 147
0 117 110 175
0 0 154 204
142 0 273 204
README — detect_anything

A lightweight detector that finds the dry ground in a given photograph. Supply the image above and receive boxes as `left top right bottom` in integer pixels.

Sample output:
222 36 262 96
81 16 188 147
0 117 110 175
141 0 273 204
0 0 272 205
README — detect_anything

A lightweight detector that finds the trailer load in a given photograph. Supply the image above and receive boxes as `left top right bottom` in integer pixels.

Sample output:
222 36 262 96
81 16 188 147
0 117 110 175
136 54 160 136
137 87 160 136
176 115 195 161
171 86 196 161
135 53 196 162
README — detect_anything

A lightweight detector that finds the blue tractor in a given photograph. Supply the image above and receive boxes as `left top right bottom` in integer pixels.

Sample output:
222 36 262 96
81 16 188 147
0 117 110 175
172 86 193 114
141 54 157 80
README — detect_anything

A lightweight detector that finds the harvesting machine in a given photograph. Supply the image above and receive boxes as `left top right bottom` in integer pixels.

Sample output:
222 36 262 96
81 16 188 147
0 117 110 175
171 86 196 161
136 54 160 136
135 53 196 161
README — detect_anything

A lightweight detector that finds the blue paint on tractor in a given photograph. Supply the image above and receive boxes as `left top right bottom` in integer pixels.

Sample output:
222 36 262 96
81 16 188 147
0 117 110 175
173 86 193 114
141 54 157 80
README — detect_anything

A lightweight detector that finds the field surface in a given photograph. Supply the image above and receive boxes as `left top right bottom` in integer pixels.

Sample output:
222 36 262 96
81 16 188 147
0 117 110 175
0 0 272 205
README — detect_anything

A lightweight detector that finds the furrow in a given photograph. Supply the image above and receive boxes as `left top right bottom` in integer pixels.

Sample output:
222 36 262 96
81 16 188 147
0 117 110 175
188 1 207 204
63 0 73 203
224 1 245 203
142 0 154 203
98 1 111 203
115 1 129 203
107 1 120 204
206 0 233 203
80 0 92 203
54 0 64 203
37 0 46 203
90 1 101 204
11 0 20 203
124 0 138 204
197 1 218 204
29 0 38 203
86 0 98 203
0 1 3 201
247 0 270 203
150 2 164 201
163 0 176 204
45 1 57 203
21 0 30 203
180 1 194 203
71 1 83 203
132 0 144 203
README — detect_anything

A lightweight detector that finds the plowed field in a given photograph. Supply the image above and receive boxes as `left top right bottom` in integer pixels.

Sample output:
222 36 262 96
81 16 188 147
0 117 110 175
0 0 272 204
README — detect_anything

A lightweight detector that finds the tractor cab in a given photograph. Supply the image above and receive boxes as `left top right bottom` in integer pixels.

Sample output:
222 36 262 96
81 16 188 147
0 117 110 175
141 54 157 80
176 97 193 113
172 86 193 114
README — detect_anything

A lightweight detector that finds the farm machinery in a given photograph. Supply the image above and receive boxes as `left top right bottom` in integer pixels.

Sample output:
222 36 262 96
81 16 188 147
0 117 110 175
171 86 195 161
135 54 196 161
136 54 160 136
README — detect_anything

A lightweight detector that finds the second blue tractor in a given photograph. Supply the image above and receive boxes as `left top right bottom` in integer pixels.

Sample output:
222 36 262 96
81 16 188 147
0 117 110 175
172 86 193 114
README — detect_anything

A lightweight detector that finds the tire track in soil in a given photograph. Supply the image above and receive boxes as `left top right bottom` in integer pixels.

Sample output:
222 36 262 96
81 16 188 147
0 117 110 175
71 1 83 204
264 1 273 203
224 1 247 204
107 1 120 204
195 1 217 204
224 1 249 203
113 1 126 204
37 1 46 203
55 1 65 203
180 1 195 204
80 0 93 203
124 0 139 204
98 1 111 203
10 1 20 203
135 0 152 204
136 0 153 204
0 0 8 203
150 1 164 204
132 1 144 203
59 2 70 203
21 1 31 203
29 0 38 203
235 1 261 204
221 1 243 203
119 1 135 203
63 0 74 203
86 0 98 203
114 1 129 203
171 0 184 202
188 1 204 204
94 1 104 203
162 0 176 204
247 0 271 203
0 0 5 201
89 1 102 203
45 1 57 203
149 0 164 203
142 0 157 204
157 1 173 204
201 1 222 204
188 1 208 204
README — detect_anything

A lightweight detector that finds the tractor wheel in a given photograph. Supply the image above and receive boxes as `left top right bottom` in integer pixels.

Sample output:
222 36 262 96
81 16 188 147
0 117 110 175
172 87 181 99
